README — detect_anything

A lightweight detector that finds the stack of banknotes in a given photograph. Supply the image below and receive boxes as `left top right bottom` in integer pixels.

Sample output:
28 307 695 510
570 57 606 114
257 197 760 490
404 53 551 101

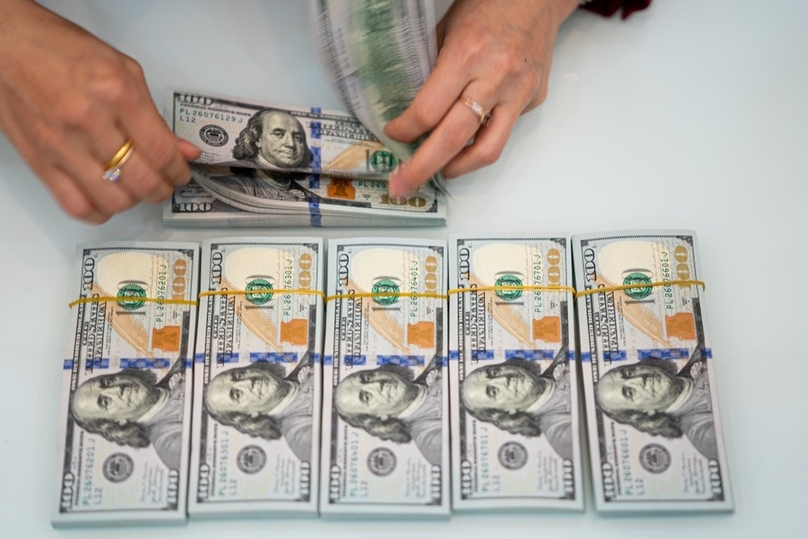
164 90 446 227
448 235 583 511
188 238 326 517
312 0 440 182
54 242 201 526
572 231 733 513
164 0 446 228
320 238 450 517
53 231 732 525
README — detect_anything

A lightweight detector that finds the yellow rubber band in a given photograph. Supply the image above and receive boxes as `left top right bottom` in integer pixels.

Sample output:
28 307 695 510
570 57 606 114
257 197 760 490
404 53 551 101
69 282 704 308
326 291 446 302
447 285 576 296
325 285 576 303
199 288 326 301
69 296 197 308
575 279 705 297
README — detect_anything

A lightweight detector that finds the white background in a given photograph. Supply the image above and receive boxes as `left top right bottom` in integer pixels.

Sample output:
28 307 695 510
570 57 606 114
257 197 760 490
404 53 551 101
1 0 806 537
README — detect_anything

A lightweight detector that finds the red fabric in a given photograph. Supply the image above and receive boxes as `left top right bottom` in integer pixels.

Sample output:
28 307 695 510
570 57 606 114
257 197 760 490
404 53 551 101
580 0 651 19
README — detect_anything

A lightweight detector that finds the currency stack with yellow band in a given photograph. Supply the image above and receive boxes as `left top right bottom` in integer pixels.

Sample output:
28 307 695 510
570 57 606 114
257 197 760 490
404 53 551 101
448 235 583 511
189 237 325 517
572 230 733 513
53 242 200 526
320 238 450 517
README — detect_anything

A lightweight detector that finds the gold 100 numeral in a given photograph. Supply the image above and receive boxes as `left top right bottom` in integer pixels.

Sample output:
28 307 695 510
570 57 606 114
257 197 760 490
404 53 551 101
379 194 427 207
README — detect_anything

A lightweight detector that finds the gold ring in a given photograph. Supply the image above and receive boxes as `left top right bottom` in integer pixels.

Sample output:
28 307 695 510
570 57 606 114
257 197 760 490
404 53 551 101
460 97 492 126
102 140 134 182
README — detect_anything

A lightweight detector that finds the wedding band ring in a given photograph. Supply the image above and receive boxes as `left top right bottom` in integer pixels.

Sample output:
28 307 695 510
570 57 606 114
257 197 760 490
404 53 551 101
461 97 492 126
102 139 134 182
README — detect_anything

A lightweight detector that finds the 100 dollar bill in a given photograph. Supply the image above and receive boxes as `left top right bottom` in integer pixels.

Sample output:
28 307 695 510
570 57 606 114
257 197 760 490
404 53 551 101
449 236 583 511
320 238 449 517
167 89 397 178
162 167 446 228
312 0 447 193
572 231 733 513
189 238 325 517
53 242 200 526
312 0 436 163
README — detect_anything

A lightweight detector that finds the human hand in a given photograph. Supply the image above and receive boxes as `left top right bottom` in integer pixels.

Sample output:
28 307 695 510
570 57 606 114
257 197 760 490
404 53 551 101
0 0 200 223
384 0 578 196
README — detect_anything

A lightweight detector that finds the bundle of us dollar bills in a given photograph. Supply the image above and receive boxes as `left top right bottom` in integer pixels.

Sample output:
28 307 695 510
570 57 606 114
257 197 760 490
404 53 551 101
165 170 446 228
448 235 583 511
53 242 200 526
189 238 325 517
312 0 447 194
164 89 446 227
572 231 733 513
320 238 450 517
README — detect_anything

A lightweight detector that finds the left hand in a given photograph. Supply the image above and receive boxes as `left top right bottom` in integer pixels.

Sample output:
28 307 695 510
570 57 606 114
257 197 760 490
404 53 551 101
0 0 200 223
383 0 579 196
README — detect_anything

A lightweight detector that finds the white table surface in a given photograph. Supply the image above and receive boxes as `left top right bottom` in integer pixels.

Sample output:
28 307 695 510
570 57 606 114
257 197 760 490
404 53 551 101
1 0 806 537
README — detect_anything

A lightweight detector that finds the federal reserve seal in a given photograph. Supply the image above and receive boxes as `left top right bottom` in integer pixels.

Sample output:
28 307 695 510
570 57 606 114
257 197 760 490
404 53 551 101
102 453 134 483
367 448 397 477
639 443 671 473
245 278 274 305
116 283 146 311
498 442 528 470
494 274 524 301
237 446 267 474
371 279 400 306
199 124 229 147
369 150 398 173
622 272 653 300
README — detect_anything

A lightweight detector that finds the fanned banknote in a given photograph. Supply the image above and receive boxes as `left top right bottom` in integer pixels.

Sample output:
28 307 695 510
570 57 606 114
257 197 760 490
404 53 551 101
163 169 446 228
165 89 447 227
312 0 447 192
448 236 583 511
53 242 200 526
167 89 397 179
189 238 325 517
320 238 449 517
572 231 733 513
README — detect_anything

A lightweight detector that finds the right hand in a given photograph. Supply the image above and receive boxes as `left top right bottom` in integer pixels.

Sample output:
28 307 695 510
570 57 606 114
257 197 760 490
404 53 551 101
383 0 579 196
0 0 200 223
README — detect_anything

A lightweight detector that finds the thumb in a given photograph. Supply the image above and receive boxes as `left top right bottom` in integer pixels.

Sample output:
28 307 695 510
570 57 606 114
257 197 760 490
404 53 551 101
176 138 201 161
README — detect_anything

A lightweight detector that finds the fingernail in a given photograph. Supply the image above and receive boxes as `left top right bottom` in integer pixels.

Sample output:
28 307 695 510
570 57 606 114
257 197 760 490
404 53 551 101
87 212 110 225
388 170 410 198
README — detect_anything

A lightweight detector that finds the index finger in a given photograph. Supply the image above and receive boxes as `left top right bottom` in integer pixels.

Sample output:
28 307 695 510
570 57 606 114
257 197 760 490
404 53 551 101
117 77 192 185
383 57 470 144
388 97 485 196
